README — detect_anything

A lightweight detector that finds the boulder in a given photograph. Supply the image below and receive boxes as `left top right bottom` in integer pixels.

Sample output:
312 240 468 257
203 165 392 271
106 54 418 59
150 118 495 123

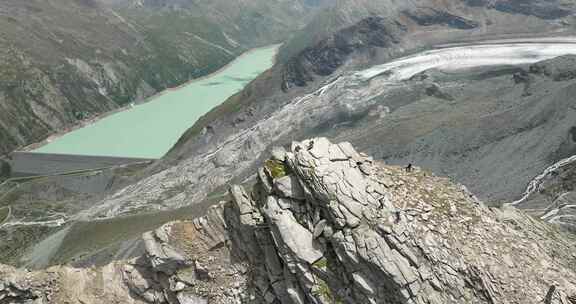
143 225 188 275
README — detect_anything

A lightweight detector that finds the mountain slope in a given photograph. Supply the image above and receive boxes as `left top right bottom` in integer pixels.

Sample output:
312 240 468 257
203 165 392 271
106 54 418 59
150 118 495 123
81 0 576 231
5 0 576 270
0 0 326 155
138 0 576 209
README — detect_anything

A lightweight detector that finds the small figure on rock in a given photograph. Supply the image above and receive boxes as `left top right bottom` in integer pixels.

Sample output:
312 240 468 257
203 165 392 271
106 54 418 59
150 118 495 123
405 163 413 173
307 140 315 151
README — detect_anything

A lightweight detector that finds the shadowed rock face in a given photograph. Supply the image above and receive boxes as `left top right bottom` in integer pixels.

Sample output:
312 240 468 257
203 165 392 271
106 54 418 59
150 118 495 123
488 0 571 19
463 0 574 20
2 139 576 303
403 8 480 29
281 17 405 91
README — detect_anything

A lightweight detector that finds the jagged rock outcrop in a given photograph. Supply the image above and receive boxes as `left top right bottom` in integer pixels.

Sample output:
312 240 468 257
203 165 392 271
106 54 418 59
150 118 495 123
224 138 576 303
2 138 576 303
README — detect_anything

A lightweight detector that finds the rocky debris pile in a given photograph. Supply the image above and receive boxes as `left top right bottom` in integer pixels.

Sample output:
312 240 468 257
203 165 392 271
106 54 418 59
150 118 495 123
0 266 50 303
0 259 139 303
123 206 253 304
0 264 61 303
2 138 576 304
403 7 480 30
0 208 249 304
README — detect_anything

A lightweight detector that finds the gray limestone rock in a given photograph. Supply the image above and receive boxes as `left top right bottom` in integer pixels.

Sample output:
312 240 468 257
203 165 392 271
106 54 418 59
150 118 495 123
177 293 208 304
262 196 324 264
224 138 576 304
143 226 188 275
274 175 306 200
271 146 288 162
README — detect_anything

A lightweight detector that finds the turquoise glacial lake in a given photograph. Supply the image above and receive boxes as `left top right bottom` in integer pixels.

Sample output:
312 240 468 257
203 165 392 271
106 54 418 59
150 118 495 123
35 45 278 159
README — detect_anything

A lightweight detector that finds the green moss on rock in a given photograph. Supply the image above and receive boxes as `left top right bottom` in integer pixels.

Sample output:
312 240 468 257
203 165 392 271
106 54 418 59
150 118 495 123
265 159 289 178
312 278 343 304
312 257 328 269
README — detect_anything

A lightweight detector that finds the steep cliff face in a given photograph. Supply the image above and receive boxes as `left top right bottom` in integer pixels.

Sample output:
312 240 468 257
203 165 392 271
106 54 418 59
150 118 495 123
2 139 576 303
0 0 326 155
280 16 406 91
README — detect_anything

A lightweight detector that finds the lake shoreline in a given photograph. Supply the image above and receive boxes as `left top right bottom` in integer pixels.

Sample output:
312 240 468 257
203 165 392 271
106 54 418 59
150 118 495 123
20 44 280 154
142 44 280 101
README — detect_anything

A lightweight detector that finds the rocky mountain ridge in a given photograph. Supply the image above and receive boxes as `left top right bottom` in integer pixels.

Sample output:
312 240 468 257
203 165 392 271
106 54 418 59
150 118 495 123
5 18 576 271
5 0 576 288
2 138 576 303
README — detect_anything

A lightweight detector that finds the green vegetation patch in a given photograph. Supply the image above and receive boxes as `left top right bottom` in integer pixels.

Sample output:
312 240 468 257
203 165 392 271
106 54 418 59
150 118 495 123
312 278 343 304
265 159 289 179
312 257 328 269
